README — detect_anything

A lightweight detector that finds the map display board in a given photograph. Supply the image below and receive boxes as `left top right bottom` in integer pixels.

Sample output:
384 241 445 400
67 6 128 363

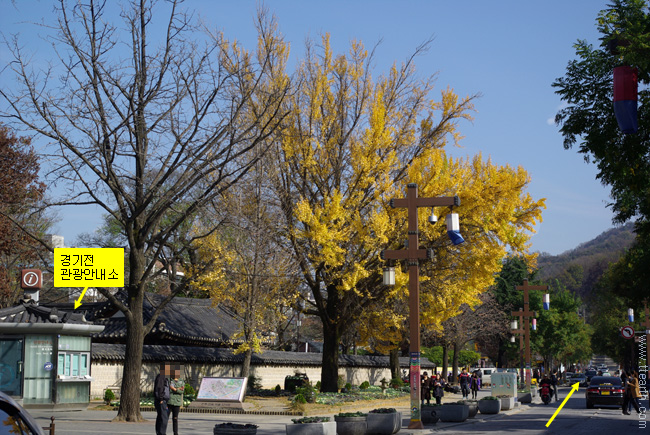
196 377 248 402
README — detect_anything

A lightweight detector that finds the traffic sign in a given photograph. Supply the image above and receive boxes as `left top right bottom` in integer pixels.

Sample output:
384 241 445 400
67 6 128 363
21 269 42 289
621 325 635 339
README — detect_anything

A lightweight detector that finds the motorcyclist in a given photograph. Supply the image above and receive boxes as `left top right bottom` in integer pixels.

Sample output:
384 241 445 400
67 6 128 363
538 374 552 401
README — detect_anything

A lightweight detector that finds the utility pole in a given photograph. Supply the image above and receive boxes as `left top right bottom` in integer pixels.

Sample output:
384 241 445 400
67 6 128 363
512 279 548 392
381 183 460 429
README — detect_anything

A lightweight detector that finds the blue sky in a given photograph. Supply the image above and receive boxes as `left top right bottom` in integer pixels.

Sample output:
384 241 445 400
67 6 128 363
1 0 617 255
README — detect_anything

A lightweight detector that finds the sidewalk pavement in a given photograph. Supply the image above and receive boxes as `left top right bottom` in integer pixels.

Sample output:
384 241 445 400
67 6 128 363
28 387 558 435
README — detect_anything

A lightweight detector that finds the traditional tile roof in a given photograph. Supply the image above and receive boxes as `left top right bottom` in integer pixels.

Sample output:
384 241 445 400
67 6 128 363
91 343 436 368
0 301 91 324
57 292 244 346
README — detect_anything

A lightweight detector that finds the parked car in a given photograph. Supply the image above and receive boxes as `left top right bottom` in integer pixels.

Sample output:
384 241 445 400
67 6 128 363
569 373 588 387
0 391 45 435
586 376 624 409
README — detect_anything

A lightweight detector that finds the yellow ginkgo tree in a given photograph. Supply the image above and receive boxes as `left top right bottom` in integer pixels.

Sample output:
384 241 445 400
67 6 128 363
270 35 545 392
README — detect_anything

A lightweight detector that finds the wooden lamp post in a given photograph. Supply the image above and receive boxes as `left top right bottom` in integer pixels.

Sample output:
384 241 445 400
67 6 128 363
512 279 548 391
381 183 461 429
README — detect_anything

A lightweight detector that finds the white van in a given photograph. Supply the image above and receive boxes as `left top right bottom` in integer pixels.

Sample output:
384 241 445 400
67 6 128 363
472 367 495 386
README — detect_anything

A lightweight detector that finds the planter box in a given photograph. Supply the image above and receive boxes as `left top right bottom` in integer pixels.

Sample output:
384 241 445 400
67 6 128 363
499 397 515 411
334 416 366 435
420 406 439 426
517 392 532 404
286 422 336 435
436 404 469 422
458 400 478 418
478 400 501 415
366 411 402 434
214 423 258 435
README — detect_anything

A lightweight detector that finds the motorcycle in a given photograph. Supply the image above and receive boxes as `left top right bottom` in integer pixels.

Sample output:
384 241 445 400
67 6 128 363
540 384 551 405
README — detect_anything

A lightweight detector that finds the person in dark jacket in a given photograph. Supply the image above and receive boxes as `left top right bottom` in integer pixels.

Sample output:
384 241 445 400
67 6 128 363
420 372 432 405
458 368 471 399
550 370 558 402
155 363 171 435
432 374 446 405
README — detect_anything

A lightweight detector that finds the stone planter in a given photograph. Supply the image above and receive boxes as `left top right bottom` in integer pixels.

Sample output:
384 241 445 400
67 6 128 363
478 399 501 415
286 422 337 435
420 406 439 425
517 392 532 404
214 423 258 435
499 396 515 411
436 404 469 423
366 411 401 434
334 416 366 435
458 400 478 418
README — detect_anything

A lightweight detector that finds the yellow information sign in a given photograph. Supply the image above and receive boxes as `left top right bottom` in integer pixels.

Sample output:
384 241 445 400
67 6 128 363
53 248 124 308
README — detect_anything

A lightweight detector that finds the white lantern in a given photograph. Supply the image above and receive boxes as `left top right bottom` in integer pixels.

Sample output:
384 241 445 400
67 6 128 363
383 266 395 286
445 213 465 245
628 308 634 322
511 320 518 330
543 293 550 310
532 318 537 331
510 336 516 343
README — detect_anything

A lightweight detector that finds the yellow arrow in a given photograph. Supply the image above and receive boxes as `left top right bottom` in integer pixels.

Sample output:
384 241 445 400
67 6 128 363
545 382 579 427
74 287 89 309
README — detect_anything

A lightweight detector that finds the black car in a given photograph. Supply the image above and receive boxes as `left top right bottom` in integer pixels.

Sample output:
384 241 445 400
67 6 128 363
585 369 598 382
0 391 45 434
585 376 624 409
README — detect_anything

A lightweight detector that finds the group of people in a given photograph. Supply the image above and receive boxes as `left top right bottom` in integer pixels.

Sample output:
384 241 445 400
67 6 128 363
621 370 643 415
154 363 186 435
420 368 482 404
420 371 447 405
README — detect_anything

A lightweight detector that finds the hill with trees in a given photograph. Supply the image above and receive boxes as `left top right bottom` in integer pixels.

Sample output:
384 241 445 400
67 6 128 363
535 223 635 300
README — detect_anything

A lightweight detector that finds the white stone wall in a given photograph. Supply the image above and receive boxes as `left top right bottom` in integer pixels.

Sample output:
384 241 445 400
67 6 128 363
91 361 395 399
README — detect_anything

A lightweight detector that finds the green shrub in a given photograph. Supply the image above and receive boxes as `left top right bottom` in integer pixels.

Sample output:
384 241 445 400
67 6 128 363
359 381 370 390
291 416 330 424
103 389 115 405
315 381 322 391
293 393 307 404
370 408 396 413
389 378 404 389
336 411 367 417
248 374 263 391
337 375 345 389
274 384 282 395
184 383 196 397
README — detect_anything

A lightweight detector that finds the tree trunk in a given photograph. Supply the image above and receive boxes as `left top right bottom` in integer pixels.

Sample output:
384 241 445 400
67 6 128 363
452 342 460 384
114 288 145 422
389 348 400 380
240 348 252 378
320 324 341 392
442 345 449 379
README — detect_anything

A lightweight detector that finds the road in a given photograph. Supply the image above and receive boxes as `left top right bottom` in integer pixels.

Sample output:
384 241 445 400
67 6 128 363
438 386 648 435
28 386 648 435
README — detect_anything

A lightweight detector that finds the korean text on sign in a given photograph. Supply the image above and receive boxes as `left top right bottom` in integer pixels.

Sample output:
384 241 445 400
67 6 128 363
53 248 124 287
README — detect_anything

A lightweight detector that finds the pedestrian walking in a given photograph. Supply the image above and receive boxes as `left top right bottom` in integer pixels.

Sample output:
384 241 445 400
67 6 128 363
458 368 471 399
432 374 445 405
154 363 171 435
623 371 641 415
168 365 185 435
550 370 558 402
470 372 480 399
